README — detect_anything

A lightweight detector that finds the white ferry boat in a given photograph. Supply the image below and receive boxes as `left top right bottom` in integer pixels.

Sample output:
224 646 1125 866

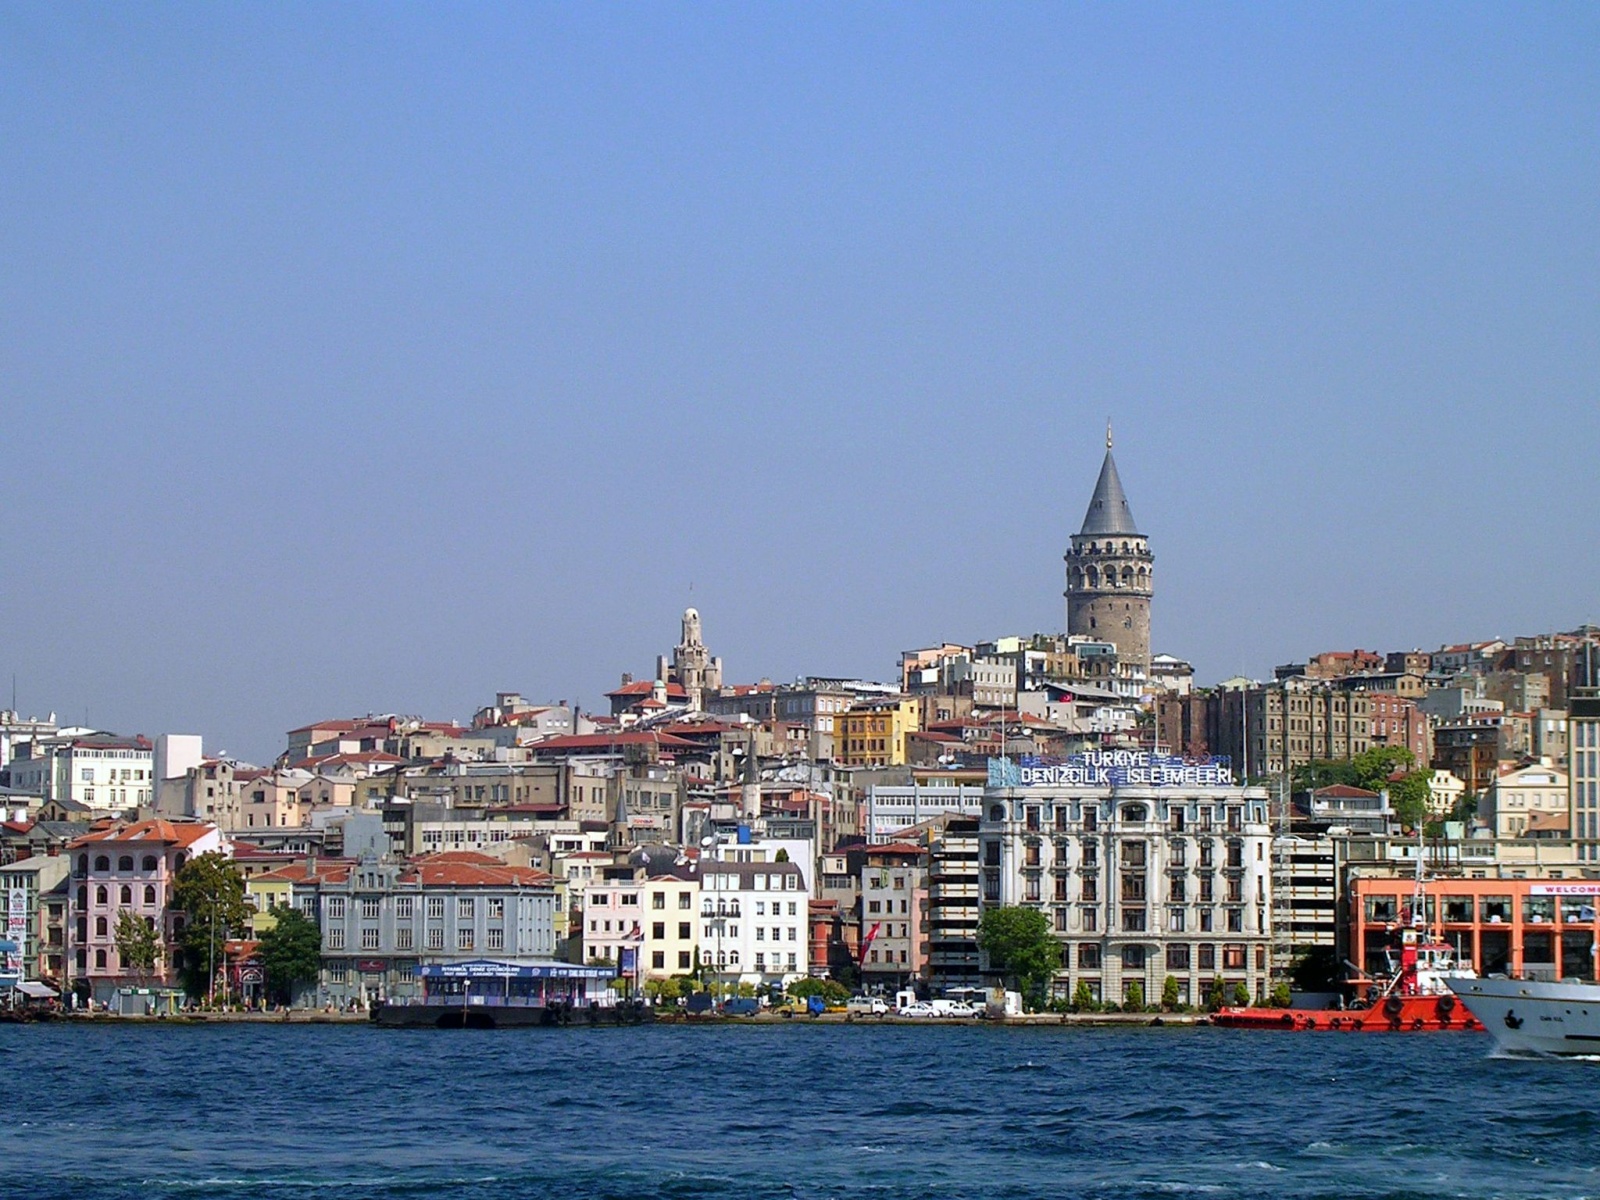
1447 976 1600 1056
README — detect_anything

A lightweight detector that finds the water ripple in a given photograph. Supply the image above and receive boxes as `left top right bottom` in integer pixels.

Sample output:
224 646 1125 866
2 1023 1592 1200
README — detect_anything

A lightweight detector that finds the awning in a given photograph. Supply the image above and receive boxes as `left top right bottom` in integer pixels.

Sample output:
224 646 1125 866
16 981 56 998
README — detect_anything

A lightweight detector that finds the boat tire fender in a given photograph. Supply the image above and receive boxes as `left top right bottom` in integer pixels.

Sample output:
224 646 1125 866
1329 1017 1343 1031
1382 995 1404 1019
1411 1017 1425 1031
1280 1012 1294 1027
1436 994 1456 1015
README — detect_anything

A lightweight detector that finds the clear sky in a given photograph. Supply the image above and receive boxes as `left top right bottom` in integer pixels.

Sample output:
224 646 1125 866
2 4 1596 762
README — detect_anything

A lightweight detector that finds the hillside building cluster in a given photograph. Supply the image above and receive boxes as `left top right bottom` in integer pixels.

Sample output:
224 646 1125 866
1 428 1598 1011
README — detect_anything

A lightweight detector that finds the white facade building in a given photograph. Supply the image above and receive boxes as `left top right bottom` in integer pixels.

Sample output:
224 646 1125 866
1481 763 1569 838
697 860 808 989
981 752 1274 1006
866 782 986 843
8 733 154 814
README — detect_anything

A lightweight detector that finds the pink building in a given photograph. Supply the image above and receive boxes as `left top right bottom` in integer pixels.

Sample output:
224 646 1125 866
68 820 224 1005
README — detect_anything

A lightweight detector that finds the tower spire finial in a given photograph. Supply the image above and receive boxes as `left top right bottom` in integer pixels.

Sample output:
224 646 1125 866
1106 418 1113 450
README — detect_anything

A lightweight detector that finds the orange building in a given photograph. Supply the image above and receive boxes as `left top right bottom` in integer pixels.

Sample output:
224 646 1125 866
1350 876 1599 983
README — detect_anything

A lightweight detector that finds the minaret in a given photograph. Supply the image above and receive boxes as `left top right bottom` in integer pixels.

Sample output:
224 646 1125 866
1064 423 1153 670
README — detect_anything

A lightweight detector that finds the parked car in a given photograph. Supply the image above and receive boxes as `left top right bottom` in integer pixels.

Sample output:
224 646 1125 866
722 997 761 1016
897 1001 938 1018
846 996 889 1016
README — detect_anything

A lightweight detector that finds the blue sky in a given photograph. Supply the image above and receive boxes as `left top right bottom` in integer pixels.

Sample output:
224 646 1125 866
1 4 1596 761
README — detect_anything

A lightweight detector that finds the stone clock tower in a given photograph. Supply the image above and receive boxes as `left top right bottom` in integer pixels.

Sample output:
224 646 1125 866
1064 425 1153 671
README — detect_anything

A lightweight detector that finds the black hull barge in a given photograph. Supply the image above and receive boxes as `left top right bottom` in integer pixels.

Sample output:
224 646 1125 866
371 998 653 1029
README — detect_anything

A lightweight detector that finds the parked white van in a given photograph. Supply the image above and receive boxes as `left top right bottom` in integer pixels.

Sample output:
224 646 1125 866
846 996 889 1016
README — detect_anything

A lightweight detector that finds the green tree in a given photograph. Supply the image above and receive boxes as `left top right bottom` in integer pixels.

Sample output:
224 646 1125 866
257 906 322 1006
171 852 250 1001
1294 746 1416 795
976 906 1060 1012
1351 745 1415 786
1205 976 1226 1012
113 910 160 985
1161 976 1180 1010
1232 981 1251 1007
1387 770 1432 829
1268 981 1292 1008
644 976 682 1004
1071 980 1095 1012
1124 981 1145 1011
789 977 849 1004
774 848 790 862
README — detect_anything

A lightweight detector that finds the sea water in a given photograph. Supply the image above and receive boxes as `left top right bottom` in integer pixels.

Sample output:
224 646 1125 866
6 1022 1596 1200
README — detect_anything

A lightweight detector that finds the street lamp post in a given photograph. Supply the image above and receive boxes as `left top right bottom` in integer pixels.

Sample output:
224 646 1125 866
208 892 218 1008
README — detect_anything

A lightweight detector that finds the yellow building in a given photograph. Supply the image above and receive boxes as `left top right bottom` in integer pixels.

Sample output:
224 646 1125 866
641 874 700 979
837 697 922 767
244 871 297 935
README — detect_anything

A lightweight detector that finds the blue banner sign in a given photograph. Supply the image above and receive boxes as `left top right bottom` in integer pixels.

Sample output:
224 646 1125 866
419 959 615 980
988 751 1234 789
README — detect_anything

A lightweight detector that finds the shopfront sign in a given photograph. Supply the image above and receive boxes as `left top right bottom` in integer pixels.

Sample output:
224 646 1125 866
988 750 1234 790
1530 884 1600 896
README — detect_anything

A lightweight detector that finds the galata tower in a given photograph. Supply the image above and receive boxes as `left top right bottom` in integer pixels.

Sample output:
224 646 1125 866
1064 424 1152 670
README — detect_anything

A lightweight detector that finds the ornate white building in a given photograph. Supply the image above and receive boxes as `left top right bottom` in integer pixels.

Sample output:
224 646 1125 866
980 751 1274 1006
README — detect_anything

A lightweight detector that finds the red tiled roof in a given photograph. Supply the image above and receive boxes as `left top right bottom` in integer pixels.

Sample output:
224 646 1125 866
533 732 700 751
606 680 689 698
288 719 368 735
870 842 926 856
251 859 357 885
69 819 218 850
300 751 408 769
1312 785 1381 799
404 853 553 888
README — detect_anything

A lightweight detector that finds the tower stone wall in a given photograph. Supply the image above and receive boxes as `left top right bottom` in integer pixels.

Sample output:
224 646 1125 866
1064 434 1153 670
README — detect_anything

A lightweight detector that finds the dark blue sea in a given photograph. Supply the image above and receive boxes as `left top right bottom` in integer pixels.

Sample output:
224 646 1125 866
8 1022 1597 1200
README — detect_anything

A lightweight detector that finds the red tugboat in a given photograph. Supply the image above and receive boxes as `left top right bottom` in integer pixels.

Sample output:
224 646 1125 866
1213 927 1484 1034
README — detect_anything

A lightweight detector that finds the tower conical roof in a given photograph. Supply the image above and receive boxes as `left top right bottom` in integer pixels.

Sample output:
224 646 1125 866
1078 450 1140 536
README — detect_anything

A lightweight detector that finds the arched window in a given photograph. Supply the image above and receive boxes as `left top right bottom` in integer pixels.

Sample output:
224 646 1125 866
119 885 132 904
1086 566 1099 587
75 855 88 878
94 856 110 873
95 886 108 905
1122 541 1130 554
990 805 1005 821
174 853 187 869
142 856 158 871
144 885 156 905
76 949 87 970
729 950 739 966
76 886 87 909
1122 804 1147 822
95 916 108 936
117 855 133 872
94 949 106 969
